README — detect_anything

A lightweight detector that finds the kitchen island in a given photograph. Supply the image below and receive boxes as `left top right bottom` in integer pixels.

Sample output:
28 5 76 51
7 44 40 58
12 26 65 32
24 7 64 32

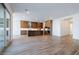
28 30 43 36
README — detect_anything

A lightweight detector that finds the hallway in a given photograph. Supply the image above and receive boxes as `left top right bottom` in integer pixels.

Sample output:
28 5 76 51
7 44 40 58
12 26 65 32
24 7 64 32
2 35 79 55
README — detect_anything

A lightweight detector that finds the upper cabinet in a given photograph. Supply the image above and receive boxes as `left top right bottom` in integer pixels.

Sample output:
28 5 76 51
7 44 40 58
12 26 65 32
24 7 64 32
20 21 29 28
45 20 52 28
37 22 43 28
20 20 43 29
31 22 43 29
31 22 37 28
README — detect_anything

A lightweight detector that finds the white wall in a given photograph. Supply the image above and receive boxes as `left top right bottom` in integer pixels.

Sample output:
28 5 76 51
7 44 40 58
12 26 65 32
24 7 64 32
53 17 72 37
72 14 79 39
53 20 61 36
13 13 27 36
60 20 71 36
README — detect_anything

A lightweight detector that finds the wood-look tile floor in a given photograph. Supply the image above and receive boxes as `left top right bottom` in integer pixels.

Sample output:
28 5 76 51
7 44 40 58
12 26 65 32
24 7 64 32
2 35 79 55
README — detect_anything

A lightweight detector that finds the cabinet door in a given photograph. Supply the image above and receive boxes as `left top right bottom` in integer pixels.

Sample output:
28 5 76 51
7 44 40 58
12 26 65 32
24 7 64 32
31 22 37 28
21 21 29 28
37 23 43 28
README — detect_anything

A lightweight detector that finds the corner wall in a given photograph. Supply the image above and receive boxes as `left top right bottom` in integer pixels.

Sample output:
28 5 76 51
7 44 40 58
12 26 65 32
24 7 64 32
72 14 79 39
53 20 61 36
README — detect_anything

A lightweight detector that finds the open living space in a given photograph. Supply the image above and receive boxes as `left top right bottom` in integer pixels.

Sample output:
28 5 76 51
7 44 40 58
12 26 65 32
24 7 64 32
0 3 79 55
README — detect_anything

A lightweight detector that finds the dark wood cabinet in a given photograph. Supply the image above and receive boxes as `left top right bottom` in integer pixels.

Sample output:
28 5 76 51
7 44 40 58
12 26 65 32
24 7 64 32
31 22 43 29
20 21 29 28
21 30 27 35
44 31 50 35
20 21 43 36
20 21 43 29
28 30 43 36
45 20 52 28
37 23 43 28
31 22 37 28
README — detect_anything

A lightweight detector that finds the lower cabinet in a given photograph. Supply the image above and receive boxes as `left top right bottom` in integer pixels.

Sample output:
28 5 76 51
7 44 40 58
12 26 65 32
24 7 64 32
21 30 27 35
28 31 43 36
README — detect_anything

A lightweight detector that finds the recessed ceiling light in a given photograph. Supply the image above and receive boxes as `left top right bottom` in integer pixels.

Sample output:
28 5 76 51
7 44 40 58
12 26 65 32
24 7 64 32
25 9 30 14
25 9 28 11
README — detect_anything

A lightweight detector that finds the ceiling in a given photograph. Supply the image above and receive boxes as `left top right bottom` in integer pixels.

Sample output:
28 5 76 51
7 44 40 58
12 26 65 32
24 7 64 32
9 3 79 20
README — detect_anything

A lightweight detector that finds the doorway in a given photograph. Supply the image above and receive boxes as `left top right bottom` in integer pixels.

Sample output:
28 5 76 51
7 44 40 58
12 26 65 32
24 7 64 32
61 18 73 36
